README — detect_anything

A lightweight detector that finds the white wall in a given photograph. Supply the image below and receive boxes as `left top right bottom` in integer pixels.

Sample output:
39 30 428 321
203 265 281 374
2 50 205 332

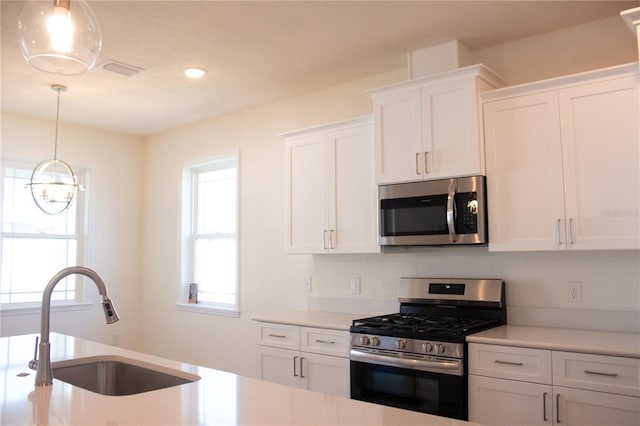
472 16 639 85
139 69 405 370
0 113 144 350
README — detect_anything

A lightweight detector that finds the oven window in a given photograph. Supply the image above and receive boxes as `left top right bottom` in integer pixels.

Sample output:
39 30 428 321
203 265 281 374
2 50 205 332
380 195 448 236
350 361 467 420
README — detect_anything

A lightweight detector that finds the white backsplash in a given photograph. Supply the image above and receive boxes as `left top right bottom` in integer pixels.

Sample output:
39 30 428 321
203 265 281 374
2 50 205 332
508 306 640 333
306 248 640 334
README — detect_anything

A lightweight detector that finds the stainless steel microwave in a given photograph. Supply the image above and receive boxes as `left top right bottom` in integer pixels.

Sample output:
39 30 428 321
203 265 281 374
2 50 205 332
379 176 487 246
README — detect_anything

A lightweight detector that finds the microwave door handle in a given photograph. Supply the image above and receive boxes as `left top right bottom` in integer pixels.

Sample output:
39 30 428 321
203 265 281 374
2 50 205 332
447 180 457 243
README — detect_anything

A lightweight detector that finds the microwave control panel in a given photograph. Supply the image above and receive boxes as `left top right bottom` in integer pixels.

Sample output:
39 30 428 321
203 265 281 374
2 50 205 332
456 192 478 234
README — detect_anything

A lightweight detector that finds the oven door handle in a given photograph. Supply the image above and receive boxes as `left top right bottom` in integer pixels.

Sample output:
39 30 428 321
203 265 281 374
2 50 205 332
446 179 457 243
350 349 463 375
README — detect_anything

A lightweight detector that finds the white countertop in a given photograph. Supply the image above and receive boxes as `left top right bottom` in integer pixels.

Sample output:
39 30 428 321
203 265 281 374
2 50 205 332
1 333 481 425
467 325 640 358
252 310 364 330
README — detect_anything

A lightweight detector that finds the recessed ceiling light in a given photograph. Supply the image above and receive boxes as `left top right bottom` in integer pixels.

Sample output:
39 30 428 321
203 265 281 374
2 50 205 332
184 67 206 79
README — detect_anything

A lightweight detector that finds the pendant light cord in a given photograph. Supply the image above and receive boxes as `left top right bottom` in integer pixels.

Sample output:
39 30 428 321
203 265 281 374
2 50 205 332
53 87 61 161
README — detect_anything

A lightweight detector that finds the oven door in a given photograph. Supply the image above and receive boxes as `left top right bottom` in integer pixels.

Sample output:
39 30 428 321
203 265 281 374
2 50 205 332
350 352 467 420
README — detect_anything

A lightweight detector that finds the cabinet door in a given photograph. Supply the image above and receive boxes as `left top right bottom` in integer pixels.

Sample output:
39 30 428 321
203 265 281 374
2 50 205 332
484 92 566 251
373 88 423 184
469 375 552 426
330 124 379 253
285 135 329 253
300 352 350 398
554 386 640 426
558 75 640 250
256 345 299 388
422 78 483 179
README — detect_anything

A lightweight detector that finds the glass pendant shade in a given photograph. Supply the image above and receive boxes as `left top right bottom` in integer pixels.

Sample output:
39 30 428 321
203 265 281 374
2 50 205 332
17 0 102 75
29 159 82 215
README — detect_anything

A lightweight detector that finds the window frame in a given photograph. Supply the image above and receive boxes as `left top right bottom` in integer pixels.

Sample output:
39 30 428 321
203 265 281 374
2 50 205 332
177 153 239 317
0 158 89 314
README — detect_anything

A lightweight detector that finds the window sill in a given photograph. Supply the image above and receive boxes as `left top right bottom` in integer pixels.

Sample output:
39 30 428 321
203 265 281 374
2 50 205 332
175 303 239 318
0 301 93 317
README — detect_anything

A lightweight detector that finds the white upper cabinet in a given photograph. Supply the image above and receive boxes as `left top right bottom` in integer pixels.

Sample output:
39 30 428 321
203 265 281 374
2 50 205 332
283 116 379 254
483 63 639 251
370 64 506 184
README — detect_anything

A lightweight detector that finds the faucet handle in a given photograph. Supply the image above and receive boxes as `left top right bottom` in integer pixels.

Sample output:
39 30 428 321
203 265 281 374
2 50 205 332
28 336 39 370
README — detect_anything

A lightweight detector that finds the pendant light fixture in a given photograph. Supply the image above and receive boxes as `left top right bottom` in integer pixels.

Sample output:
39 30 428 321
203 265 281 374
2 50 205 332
17 0 102 75
27 84 83 215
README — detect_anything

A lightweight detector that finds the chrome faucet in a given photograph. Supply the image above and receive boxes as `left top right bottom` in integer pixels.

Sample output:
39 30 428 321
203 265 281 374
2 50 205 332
31 266 119 386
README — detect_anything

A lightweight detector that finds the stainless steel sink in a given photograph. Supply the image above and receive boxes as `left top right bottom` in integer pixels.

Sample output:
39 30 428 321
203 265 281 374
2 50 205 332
51 355 200 396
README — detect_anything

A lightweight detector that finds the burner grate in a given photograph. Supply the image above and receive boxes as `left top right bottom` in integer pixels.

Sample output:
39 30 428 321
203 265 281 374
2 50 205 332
351 313 499 339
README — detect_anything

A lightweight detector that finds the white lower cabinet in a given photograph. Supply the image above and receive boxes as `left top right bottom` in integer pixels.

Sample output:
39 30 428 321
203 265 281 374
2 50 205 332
469 343 640 426
469 375 552 425
554 386 640 426
256 322 350 397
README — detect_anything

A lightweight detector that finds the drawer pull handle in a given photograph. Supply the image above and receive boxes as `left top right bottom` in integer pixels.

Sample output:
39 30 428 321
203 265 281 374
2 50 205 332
542 392 548 422
315 339 336 345
556 393 561 423
268 333 287 338
494 360 524 366
584 370 618 377
293 356 299 377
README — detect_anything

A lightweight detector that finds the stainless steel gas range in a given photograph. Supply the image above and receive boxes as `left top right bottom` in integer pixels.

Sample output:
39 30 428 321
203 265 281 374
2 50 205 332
350 277 506 420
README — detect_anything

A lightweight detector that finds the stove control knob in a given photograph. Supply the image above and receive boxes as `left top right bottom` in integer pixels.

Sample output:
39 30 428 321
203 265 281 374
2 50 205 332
371 336 381 346
434 343 446 354
359 336 370 346
422 342 433 353
395 339 406 350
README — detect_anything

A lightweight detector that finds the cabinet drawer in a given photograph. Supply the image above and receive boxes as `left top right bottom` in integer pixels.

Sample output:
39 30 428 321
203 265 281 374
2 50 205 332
469 343 552 384
553 351 640 397
256 322 300 350
300 327 349 357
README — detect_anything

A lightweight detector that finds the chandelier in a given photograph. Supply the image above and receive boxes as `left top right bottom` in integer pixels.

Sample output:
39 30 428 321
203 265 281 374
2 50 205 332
26 85 83 215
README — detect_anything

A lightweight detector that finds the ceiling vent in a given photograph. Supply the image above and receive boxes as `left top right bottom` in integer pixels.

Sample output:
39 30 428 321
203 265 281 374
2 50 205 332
102 60 144 77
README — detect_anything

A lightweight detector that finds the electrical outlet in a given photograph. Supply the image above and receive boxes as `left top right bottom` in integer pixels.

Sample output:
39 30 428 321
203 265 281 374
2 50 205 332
303 276 312 293
567 281 582 303
350 277 361 296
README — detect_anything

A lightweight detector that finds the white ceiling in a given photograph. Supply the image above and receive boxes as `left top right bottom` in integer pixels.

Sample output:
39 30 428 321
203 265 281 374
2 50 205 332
1 1 637 137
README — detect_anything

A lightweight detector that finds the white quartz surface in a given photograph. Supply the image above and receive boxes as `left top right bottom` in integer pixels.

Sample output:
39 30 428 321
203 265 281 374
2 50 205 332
1 333 481 425
251 310 364 330
467 325 640 358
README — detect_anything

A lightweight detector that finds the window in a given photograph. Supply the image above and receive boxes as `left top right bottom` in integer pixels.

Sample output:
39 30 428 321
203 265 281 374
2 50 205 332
1 161 84 305
180 154 239 315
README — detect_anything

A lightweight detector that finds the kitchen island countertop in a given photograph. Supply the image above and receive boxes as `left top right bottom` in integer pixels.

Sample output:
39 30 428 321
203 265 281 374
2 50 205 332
1 333 482 425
